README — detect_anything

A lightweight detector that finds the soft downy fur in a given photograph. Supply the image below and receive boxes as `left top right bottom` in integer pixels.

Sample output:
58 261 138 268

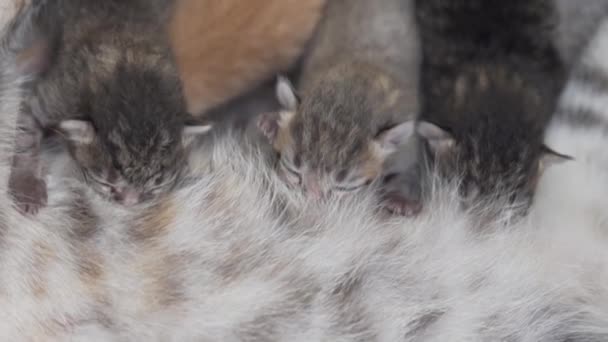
415 0 569 212
0 3 608 342
9 0 212 212
257 0 423 215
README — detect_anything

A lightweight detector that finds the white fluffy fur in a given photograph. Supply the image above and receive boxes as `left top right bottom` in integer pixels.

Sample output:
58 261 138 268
0 4 608 342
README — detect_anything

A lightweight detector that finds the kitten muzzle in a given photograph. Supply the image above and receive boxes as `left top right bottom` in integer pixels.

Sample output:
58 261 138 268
114 187 141 206
303 175 323 200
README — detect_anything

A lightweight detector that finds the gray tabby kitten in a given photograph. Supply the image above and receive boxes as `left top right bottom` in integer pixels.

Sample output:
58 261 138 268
9 0 210 213
257 0 423 216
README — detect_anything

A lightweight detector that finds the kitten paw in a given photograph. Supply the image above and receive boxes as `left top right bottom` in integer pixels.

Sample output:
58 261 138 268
9 173 47 215
382 192 422 217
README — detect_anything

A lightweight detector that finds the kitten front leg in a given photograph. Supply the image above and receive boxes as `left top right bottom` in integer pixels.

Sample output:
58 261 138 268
9 109 47 215
380 164 422 217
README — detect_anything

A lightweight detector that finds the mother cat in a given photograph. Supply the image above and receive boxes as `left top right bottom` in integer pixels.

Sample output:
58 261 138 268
0 1 607 341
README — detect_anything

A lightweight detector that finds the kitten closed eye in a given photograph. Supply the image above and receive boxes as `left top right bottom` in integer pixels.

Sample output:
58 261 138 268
280 158 302 185
87 173 115 191
333 179 372 192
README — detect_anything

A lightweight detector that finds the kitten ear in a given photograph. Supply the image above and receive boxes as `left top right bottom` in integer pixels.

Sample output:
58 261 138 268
182 124 212 147
416 121 455 155
59 120 96 144
257 112 280 142
374 121 415 156
276 75 299 110
256 111 295 143
539 145 572 171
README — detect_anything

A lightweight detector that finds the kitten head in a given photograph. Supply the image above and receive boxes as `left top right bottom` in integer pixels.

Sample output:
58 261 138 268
417 121 570 210
257 76 414 199
57 61 211 206
59 119 210 206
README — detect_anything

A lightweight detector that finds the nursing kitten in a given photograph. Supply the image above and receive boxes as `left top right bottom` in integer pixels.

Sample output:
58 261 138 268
10 0 211 213
258 0 423 215
415 0 570 211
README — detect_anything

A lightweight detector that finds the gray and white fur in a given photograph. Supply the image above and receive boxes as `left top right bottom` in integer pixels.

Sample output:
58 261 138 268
554 0 608 66
415 0 570 214
257 0 423 216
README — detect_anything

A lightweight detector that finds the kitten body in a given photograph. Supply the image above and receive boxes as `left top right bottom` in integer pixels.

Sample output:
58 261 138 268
11 0 210 212
259 0 423 215
415 0 568 211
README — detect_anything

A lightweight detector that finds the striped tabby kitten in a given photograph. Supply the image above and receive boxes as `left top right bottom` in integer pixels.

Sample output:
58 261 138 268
257 0 423 216
415 0 570 213
10 0 211 214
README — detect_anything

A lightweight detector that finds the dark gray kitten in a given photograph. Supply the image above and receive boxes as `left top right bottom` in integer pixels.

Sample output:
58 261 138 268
10 0 210 213
414 0 570 213
257 0 423 216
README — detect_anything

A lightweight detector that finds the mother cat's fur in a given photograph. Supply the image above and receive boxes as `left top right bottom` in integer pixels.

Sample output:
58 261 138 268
0 2 608 341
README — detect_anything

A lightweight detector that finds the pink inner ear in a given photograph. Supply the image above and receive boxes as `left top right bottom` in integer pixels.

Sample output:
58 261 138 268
257 113 279 141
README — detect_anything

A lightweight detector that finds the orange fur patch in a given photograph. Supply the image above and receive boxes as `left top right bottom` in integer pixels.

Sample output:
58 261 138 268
169 0 327 114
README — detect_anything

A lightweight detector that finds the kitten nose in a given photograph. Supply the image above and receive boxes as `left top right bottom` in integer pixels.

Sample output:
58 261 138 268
305 177 323 200
117 188 140 206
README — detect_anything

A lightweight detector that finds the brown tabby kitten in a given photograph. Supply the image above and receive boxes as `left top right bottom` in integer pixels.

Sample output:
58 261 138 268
10 0 211 213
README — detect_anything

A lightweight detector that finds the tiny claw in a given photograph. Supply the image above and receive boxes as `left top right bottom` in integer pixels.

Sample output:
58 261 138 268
10 173 47 215
382 192 422 217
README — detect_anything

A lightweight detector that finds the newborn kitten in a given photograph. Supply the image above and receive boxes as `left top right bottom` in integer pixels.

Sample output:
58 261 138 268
11 0 210 213
414 0 570 212
258 0 422 215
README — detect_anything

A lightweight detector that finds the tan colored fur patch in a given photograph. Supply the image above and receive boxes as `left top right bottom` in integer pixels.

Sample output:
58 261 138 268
30 241 56 298
477 69 489 90
385 89 402 109
129 199 176 242
169 0 326 114
273 122 295 152
375 74 392 91
138 251 193 310
77 247 107 305
361 144 385 180
454 75 468 107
